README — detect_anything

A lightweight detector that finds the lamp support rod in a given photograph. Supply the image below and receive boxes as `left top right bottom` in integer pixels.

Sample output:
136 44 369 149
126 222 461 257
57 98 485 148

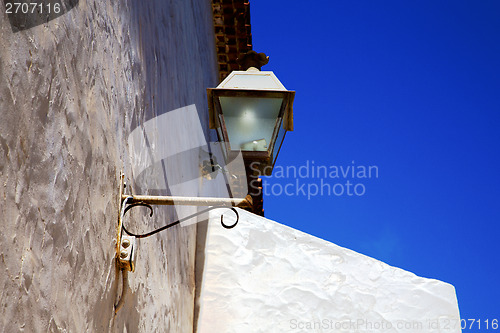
121 194 246 207
114 173 247 314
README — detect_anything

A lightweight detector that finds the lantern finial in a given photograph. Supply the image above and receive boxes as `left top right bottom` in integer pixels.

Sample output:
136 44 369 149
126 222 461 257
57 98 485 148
237 51 269 71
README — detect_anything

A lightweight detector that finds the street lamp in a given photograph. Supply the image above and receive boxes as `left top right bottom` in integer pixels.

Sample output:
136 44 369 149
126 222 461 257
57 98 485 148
207 51 295 176
115 52 295 313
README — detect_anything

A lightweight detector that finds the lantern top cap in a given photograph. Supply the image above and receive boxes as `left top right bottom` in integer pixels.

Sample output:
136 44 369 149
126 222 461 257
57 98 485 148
216 70 288 91
236 50 269 70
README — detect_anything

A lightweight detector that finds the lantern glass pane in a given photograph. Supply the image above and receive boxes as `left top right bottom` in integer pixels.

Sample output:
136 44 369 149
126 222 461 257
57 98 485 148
219 96 283 152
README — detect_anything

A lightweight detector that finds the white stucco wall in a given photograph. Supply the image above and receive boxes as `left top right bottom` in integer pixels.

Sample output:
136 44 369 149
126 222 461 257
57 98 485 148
0 1 218 332
196 208 461 333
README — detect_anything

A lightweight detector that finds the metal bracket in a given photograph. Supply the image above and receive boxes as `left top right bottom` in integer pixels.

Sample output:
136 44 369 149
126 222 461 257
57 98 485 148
114 172 248 314
116 173 129 270
116 172 248 271
118 233 137 272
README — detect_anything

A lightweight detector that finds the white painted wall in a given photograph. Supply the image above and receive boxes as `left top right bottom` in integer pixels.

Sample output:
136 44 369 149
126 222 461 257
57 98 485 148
197 208 461 333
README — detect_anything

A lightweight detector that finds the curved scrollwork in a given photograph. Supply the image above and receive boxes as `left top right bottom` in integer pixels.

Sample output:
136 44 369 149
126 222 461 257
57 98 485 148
120 200 239 238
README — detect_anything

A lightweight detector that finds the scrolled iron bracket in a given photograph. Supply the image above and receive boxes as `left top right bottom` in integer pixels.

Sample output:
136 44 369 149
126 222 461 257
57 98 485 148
114 173 247 314
116 173 247 272
120 198 239 239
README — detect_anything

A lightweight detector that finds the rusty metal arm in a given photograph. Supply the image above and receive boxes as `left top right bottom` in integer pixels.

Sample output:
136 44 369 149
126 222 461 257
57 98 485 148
114 173 250 314
116 174 249 271
121 194 246 207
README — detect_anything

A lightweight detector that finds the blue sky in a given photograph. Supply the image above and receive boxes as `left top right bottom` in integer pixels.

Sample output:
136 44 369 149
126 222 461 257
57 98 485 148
251 0 500 323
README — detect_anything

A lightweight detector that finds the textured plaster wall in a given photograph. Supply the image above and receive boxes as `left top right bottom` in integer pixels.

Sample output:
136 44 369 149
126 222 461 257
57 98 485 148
197 208 462 333
0 1 218 332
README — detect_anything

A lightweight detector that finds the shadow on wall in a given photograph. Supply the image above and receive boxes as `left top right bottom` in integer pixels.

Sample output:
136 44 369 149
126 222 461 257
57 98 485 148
127 104 248 227
111 268 141 332
4 0 79 32
88 259 140 331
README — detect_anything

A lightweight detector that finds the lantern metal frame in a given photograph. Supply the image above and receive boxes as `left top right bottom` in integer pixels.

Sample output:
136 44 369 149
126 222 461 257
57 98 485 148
207 73 295 176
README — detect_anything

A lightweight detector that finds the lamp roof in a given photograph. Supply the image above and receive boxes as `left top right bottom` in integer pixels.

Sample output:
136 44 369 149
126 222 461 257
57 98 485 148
216 70 288 91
